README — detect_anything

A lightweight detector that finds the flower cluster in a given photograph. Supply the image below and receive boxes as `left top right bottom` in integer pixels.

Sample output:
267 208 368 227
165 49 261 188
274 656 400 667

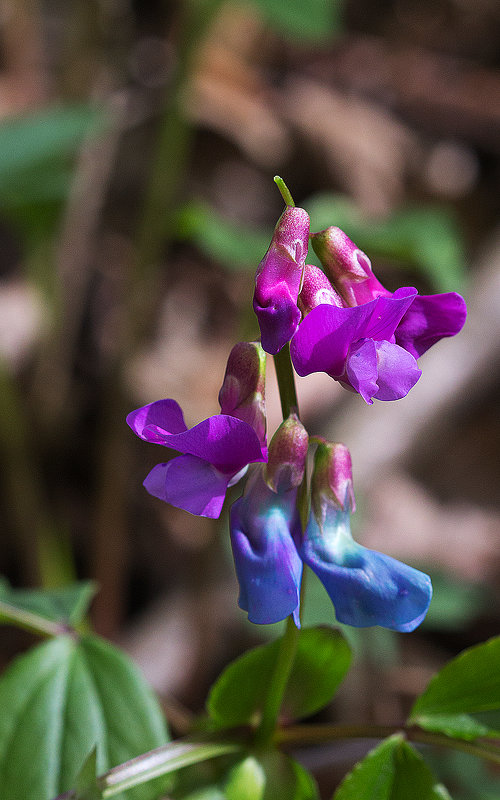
127 187 466 633
255 211 466 404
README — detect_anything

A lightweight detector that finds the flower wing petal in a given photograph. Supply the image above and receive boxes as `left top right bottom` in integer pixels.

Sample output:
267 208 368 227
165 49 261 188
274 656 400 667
345 338 379 404
159 415 265 474
363 287 417 340
290 302 375 378
395 292 467 359
126 399 187 441
373 341 422 401
143 455 230 518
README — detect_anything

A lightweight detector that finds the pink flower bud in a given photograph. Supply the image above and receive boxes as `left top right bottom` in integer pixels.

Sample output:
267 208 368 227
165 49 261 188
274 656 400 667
311 441 356 525
218 341 266 448
298 264 344 316
311 227 388 306
265 414 308 493
254 206 310 354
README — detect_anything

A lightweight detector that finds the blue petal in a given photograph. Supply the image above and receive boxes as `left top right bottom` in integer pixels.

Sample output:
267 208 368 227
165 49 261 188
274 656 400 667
229 470 302 625
301 512 432 632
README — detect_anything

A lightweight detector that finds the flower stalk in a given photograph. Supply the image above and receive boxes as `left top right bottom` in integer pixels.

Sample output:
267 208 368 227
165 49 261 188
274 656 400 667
255 343 304 745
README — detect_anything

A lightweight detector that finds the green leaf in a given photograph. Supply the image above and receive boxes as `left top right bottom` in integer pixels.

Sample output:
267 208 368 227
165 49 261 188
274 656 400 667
0 105 103 244
0 106 101 184
180 789 227 800
247 0 343 41
333 735 448 800
0 578 97 635
225 756 266 800
411 713 496 741
410 637 500 724
207 626 351 727
225 751 318 800
421 573 485 631
305 193 466 292
0 634 169 800
75 748 102 800
176 201 271 271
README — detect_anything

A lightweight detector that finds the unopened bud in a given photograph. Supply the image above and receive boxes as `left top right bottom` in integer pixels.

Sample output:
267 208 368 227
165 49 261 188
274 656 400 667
311 227 388 306
311 441 355 528
254 206 310 354
298 264 343 315
265 414 308 493
218 341 266 446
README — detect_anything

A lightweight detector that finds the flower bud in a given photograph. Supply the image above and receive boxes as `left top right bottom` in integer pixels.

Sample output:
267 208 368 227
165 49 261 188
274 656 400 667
218 341 266 447
311 441 355 528
298 264 343 316
311 227 388 307
253 206 310 354
265 414 308 493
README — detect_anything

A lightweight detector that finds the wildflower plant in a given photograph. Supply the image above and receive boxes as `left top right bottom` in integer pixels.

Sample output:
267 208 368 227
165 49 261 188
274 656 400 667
6 176 500 800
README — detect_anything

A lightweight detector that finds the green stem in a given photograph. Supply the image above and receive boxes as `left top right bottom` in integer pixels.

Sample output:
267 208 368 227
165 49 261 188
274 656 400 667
100 739 243 797
255 344 302 745
276 723 500 766
273 344 299 419
255 615 300 746
274 176 295 207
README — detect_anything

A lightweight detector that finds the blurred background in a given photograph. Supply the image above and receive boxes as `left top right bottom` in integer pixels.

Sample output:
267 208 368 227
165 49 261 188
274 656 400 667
0 0 499 796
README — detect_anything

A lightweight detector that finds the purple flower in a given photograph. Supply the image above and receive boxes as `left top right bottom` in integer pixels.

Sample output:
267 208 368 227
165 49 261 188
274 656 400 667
300 442 432 631
230 466 303 626
230 415 308 626
253 205 310 354
127 343 267 518
289 228 466 404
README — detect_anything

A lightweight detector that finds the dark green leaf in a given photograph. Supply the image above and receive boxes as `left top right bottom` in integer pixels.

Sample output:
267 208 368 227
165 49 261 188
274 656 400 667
176 201 271 271
0 634 169 800
75 748 102 800
410 637 500 724
333 735 448 800
305 193 466 292
248 0 343 41
0 578 97 635
207 626 351 727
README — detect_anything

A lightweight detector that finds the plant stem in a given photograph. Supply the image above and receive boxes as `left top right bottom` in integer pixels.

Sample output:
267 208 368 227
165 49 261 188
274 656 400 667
273 343 299 419
100 738 243 797
276 723 500 766
255 615 300 746
255 344 302 746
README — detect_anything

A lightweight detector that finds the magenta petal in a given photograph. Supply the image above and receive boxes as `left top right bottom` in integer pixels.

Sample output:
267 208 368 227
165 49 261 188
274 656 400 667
253 206 309 354
126 399 187 442
363 287 417 341
157 414 265 474
290 302 375 377
253 284 302 355
345 339 379 404
373 340 421 400
143 455 230 518
395 292 467 359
